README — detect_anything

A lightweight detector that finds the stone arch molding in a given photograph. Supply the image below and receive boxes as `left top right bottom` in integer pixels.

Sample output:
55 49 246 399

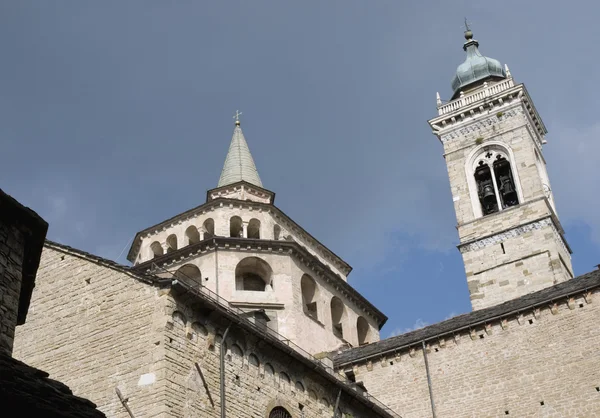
264 399 295 418
465 141 524 219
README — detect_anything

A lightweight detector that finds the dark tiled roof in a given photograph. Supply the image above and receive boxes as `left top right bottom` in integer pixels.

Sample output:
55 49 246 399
335 269 600 366
0 189 49 324
0 351 105 418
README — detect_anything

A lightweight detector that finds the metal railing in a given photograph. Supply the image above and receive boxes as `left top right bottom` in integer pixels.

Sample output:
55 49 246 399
150 263 402 418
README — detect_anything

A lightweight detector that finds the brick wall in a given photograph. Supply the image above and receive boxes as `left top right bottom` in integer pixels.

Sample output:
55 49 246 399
0 221 25 354
343 289 600 417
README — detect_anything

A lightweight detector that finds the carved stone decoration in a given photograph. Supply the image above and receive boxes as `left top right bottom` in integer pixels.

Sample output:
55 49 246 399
459 218 557 253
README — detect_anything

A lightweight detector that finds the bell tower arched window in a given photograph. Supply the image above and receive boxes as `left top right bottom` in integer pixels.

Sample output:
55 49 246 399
473 148 519 216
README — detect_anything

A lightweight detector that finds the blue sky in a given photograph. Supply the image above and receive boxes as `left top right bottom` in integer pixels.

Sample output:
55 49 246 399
2 1 599 337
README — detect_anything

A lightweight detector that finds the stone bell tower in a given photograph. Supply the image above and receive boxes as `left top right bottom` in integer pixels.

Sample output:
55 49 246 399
428 29 573 311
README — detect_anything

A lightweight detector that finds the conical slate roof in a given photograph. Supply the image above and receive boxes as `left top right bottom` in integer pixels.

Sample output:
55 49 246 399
217 122 263 188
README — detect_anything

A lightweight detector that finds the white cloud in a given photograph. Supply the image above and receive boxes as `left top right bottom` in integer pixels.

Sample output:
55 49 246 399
387 318 429 338
546 122 600 244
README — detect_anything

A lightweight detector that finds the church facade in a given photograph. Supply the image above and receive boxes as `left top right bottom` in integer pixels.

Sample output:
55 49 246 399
13 29 600 418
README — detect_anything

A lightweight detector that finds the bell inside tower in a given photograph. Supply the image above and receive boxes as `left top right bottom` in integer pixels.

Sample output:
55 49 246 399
475 162 498 215
494 156 519 208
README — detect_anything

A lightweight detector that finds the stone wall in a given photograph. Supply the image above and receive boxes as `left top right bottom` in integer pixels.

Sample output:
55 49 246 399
341 289 600 417
14 244 392 418
163 290 388 418
0 221 25 354
13 245 167 417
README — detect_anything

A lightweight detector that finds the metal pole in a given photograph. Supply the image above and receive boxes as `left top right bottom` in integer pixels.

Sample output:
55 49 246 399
332 387 342 418
421 341 437 418
220 322 233 418
115 387 135 418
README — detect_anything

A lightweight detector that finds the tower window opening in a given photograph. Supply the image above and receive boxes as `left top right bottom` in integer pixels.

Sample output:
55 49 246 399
150 241 163 259
475 163 499 215
230 216 243 238
203 218 215 239
494 156 519 208
247 218 260 239
185 226 200 245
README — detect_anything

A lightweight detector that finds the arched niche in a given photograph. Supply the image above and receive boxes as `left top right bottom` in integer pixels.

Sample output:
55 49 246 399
330 297 346 339
301 274 319 320
235 257 273 291
273 224 281 240
357 316 370 345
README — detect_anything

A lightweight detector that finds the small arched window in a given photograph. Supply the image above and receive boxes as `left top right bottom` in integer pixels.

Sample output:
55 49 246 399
230 216 243 238
185 226 200 245
330 297 345 339
166 234 178 253
357 316 370 345
301 274 319 320
247 218 261 239
150 241 163 259
473 148 519 215
203 218 215 239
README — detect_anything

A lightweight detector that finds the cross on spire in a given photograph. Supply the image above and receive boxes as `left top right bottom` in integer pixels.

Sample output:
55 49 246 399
233 110 243 126
464 17 471 32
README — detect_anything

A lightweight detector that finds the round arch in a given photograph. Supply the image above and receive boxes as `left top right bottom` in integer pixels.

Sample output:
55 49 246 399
235 257 273 291
465 141 524 218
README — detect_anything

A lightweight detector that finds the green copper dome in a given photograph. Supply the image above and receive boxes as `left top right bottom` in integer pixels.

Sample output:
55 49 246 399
451 31 506 98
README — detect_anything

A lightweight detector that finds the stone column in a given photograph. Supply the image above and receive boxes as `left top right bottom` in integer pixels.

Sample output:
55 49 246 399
242 222 248 238
198 227 205 241
161 242 169 254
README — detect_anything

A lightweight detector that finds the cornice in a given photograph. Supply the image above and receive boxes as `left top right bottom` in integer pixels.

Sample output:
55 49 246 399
429 83 547 144
133 236 387 328
206 180 276 204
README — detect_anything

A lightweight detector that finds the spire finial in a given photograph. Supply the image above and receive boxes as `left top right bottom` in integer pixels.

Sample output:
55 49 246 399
464 18 473 40
233 110 243 126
